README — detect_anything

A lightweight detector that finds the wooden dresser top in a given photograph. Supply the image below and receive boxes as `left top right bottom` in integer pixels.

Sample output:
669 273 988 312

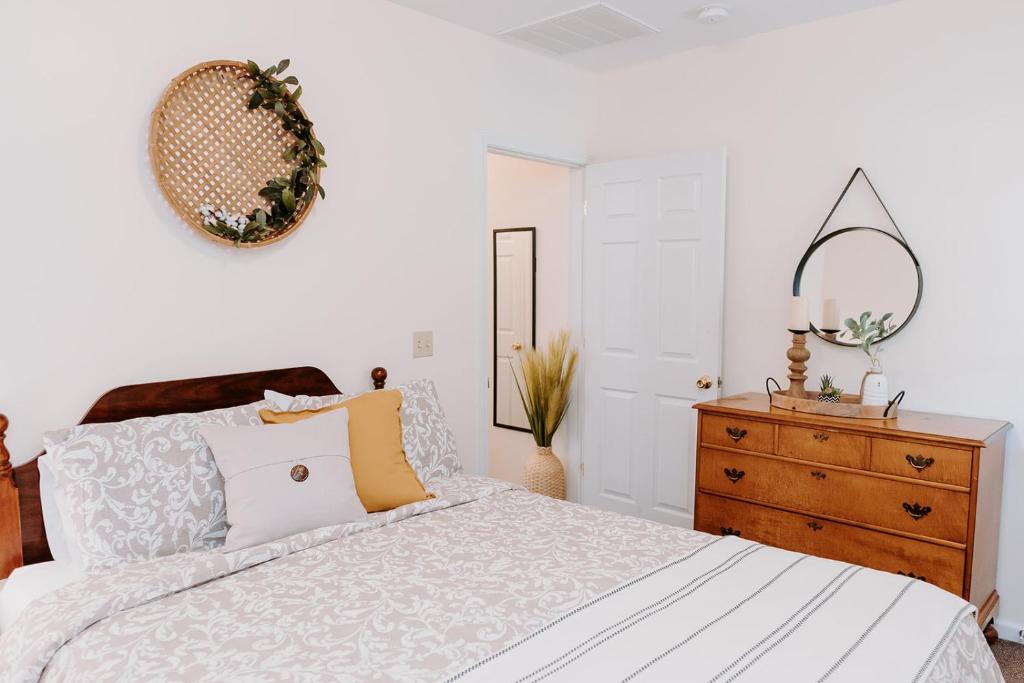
695 393 1010 448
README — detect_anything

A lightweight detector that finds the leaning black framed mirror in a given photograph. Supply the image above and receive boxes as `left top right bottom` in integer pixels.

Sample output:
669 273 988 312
793 226 923 346
493 227 536 431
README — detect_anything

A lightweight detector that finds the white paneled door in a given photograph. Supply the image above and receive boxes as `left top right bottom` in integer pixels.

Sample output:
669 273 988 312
581 150 726 528
494 229 535 430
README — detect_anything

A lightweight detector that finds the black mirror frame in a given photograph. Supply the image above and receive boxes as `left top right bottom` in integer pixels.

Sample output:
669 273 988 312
493 227 537 432
792 226 923 347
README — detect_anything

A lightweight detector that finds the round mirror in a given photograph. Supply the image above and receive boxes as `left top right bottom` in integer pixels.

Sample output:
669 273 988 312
793 227 922 346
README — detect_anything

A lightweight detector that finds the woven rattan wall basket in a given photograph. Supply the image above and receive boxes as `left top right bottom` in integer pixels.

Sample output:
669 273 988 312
149 60 317 248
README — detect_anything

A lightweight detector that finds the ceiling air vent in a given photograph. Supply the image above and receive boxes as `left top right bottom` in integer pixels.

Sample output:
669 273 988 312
499 3 658 55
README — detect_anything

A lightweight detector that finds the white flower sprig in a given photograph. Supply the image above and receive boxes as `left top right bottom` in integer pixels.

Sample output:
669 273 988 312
198 204 248 233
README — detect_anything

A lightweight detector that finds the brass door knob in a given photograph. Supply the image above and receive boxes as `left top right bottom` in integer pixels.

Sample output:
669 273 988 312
511 342 523 351
696 375 713 390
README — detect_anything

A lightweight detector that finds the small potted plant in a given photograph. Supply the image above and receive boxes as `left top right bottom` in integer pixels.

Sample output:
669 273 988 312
817 374 843 403
842 311 897 406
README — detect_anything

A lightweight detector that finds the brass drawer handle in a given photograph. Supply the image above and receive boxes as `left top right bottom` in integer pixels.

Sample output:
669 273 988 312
810 471 827 480
720 527 741 537
723 467 745 483
812 432 830 442
897 570 928 582
725 426 747 443
902 502 932 520
807 521 823 531
905 454 935 471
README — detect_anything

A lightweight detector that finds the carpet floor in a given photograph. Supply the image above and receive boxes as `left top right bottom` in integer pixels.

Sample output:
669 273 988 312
994 639 1024 682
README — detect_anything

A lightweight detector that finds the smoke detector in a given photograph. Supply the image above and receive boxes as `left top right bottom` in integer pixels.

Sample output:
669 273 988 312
696 4 731 25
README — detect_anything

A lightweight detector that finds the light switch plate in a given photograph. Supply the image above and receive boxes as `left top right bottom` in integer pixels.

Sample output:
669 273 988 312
413 331 433 358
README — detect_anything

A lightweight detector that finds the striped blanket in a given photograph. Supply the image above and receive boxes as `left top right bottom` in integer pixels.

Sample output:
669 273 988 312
451 536 1000 683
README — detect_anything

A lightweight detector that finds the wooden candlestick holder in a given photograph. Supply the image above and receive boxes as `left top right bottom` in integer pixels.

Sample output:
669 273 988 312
786 332 810 398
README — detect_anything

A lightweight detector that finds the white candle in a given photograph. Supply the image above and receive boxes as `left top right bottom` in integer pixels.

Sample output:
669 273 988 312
788 296 809 332
823 298 840 331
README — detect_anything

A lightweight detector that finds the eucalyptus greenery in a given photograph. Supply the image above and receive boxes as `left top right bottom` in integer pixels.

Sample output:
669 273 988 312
200 58 326 245
842 311 896 369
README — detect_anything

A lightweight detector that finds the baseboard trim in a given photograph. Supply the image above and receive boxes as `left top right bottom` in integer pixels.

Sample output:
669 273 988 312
993 618 1024 643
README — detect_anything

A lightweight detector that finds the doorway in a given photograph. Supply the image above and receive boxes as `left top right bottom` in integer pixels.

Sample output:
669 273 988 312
485 152 577 487
481 146 726 526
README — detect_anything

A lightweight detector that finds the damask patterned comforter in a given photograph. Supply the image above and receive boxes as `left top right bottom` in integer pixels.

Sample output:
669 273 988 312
0 476 1003 682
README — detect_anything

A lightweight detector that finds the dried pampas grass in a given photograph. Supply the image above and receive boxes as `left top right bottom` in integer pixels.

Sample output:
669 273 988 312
511 330 579 447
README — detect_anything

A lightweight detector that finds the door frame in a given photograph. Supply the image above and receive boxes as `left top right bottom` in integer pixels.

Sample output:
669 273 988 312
479 135 587 500
492 226 537 433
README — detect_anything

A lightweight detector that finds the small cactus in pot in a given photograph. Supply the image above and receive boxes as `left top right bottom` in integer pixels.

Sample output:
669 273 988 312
818 374 843 403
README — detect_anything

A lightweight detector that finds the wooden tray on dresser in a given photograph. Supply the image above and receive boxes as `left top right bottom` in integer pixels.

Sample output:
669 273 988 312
693 393 1010 642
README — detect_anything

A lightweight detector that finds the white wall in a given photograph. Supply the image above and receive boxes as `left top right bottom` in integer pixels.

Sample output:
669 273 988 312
486 153 572 484
590 0 1024 634
0 0 593 481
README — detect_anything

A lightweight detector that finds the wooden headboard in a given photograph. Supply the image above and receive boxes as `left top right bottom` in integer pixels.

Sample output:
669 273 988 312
0 365 388 579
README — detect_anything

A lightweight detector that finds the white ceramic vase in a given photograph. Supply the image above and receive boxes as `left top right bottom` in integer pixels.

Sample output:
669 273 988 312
860 370 889 406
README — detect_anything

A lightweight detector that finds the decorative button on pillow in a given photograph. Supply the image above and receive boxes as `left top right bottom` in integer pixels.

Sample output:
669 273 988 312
282 379 462 483
260 389 432 512
200 408 366 551
43 402 268 570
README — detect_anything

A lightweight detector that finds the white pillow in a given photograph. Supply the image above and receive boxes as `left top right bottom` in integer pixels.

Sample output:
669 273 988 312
263 389 295 411
35 455 71 564
200 409 367 551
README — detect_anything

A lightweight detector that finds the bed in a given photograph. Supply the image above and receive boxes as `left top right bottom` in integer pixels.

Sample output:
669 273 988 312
0 367 1004 682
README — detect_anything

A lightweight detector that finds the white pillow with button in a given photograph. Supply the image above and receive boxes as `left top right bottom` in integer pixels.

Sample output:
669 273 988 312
200 408 366 551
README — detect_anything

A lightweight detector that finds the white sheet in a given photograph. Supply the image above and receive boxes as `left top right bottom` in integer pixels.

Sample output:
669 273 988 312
35 455 70 563
0 562 83 633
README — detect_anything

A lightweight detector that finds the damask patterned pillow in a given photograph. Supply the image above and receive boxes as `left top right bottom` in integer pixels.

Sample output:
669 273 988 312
288 379 461 482
43 402 269 570
396 379 462 481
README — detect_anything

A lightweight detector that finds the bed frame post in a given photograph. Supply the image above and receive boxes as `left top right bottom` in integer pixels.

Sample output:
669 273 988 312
371 367 388 390
0 414 24 580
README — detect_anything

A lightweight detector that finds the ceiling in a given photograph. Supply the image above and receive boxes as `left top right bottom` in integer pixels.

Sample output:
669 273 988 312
385 0 903 71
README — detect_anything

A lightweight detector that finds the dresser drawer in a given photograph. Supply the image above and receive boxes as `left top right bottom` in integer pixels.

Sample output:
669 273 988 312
701 414 774 453
697 448 970 544
870 438 972 487
777 425 868 469
694 493 965 596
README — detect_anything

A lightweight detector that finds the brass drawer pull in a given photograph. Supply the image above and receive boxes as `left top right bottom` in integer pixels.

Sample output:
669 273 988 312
720 527 741 537
897 570 928 582
725 426 747 443
807 521 823 531
810 470 827 480
812 432 830 442
902 502 932 520
723 467 745 483
905 454 935 471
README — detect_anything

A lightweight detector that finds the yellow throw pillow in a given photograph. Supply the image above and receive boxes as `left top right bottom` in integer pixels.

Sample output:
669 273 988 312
259 390 432 513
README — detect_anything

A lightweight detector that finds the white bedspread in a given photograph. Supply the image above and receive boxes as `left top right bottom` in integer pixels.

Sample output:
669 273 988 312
0 476 1003 682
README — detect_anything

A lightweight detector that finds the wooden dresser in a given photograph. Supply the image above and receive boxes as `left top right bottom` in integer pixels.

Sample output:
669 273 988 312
693 393 1010 635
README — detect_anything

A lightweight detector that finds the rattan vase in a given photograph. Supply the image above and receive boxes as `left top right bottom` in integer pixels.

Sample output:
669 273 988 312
523 446 566 500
